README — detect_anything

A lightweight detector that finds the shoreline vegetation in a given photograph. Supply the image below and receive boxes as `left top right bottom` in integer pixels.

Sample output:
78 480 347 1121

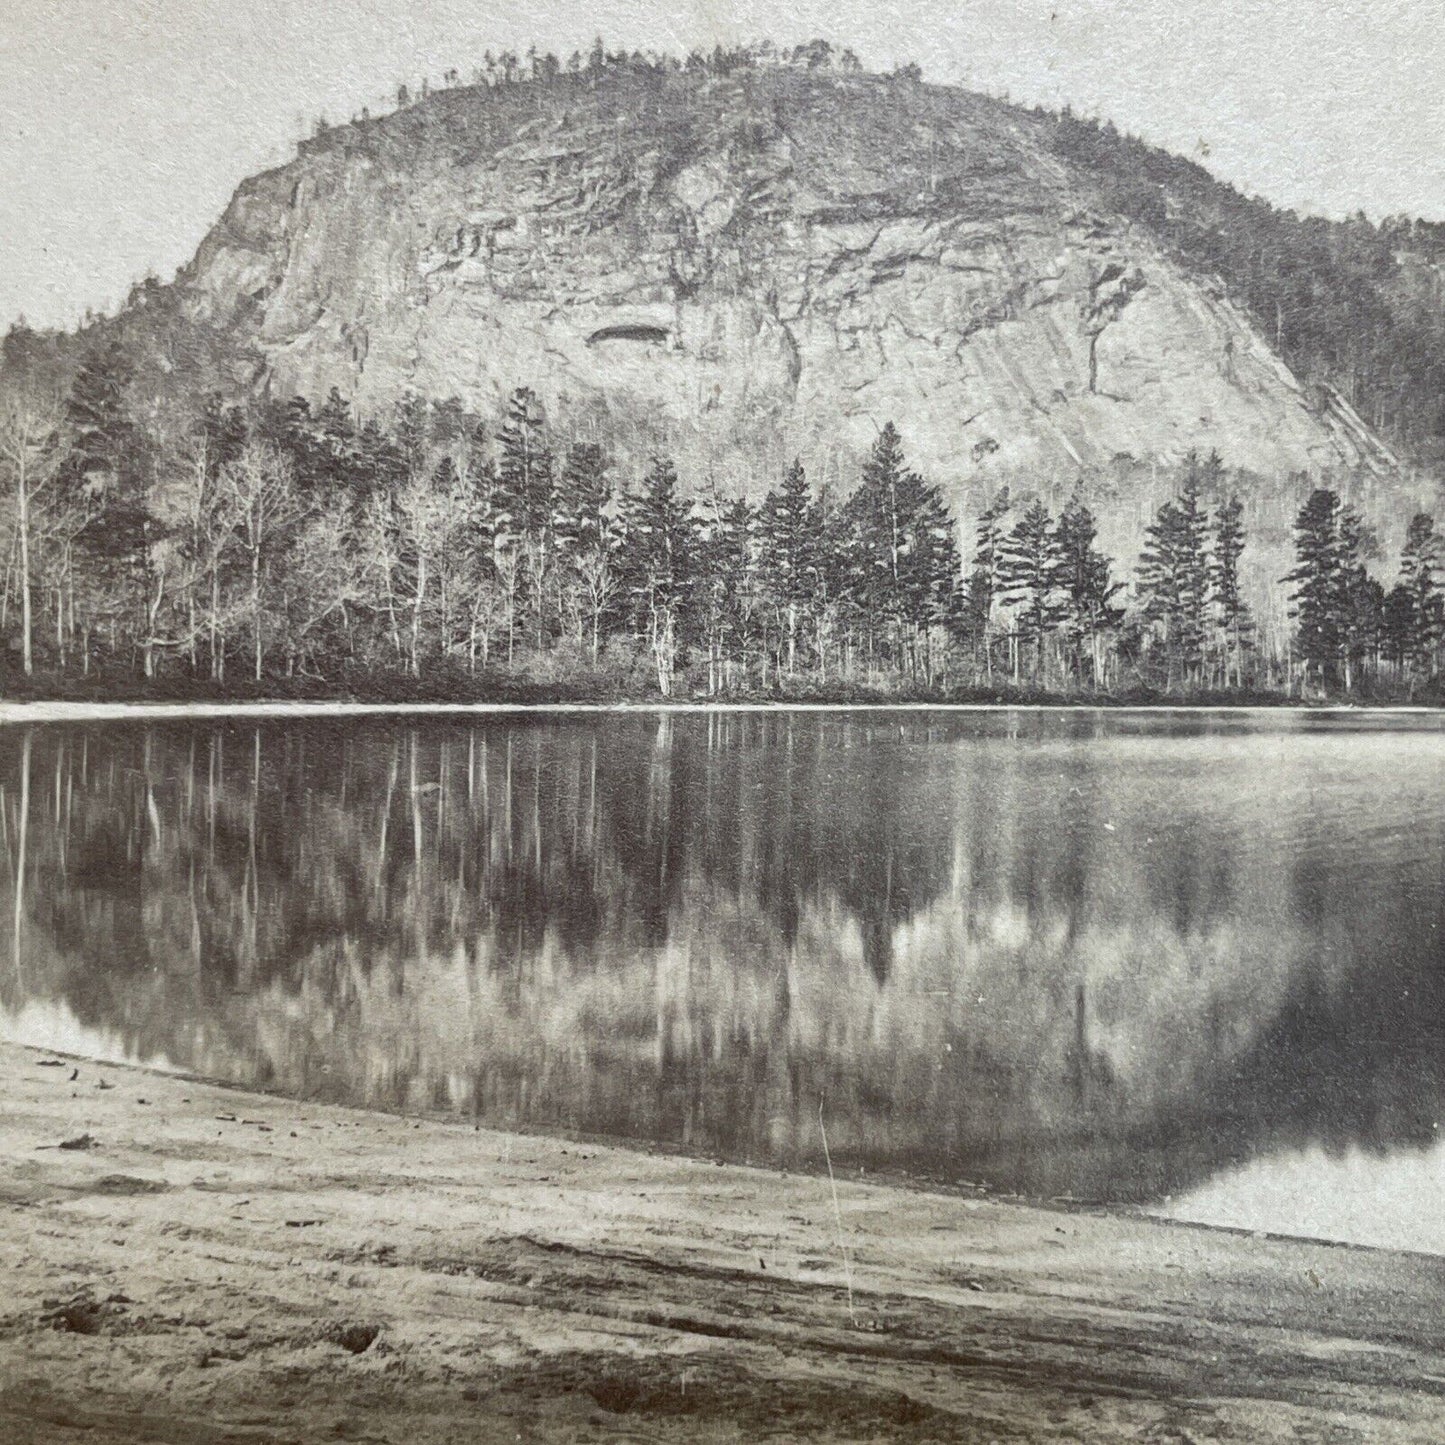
0 668 1441 712
5 1039 1445 1443
3 370 1444 711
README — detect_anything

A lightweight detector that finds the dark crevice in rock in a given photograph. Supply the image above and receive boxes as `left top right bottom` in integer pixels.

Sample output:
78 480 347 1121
587 325 670 346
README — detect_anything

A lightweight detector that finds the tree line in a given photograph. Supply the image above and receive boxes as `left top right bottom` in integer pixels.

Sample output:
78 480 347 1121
324 36 879 138
0 341 1440 699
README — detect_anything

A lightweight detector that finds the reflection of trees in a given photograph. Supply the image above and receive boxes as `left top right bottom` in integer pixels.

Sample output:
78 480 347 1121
2 716 1443 1203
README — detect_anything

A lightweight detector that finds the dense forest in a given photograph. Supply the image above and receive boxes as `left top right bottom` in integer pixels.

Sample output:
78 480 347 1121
0 340 1440 701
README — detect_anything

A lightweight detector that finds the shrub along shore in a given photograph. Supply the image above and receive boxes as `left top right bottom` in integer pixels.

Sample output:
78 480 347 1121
0 664 1440 710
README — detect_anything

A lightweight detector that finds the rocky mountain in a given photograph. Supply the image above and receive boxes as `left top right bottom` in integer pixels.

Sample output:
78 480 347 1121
10 56 1445 586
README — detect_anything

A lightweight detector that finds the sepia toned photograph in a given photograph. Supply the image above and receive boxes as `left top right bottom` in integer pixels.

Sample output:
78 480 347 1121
2 2 1443 1439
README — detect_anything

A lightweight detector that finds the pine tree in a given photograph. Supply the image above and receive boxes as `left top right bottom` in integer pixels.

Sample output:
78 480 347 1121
495 388 556 647
393 393 429 483
1336 507 1379 692
1210 494 1253 687
758 459 823 676
199 393 248 477
556 441 612 554
697 495 755 695
820 491 861 682
266 395 320 487
62 340 154 650
618 458 698 695
555 442 616 663
998 499 1064 683
1284 488 1370 692
1398 512 1442 681
495 389 553 538
314 387 358 492
843 424 960 679
1383 583 1417 674
1054 496 1121 688
911 481 963 685
1137 462 1211 687
354 417 404 495
843 424 910 659
964 486 1011 681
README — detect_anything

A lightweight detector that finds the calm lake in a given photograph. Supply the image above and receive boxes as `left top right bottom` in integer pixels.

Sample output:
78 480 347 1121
3 709 1443 1253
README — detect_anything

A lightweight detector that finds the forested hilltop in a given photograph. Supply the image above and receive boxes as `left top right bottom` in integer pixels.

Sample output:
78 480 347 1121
1 40 1443 702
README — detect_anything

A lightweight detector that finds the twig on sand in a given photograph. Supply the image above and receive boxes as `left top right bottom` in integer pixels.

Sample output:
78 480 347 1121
818 1096 857 1327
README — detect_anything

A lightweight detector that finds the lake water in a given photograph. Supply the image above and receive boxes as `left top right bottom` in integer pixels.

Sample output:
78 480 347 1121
2 708 1443 1253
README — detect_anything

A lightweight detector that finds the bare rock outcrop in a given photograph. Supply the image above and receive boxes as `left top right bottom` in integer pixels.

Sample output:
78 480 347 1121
179 66 1411 582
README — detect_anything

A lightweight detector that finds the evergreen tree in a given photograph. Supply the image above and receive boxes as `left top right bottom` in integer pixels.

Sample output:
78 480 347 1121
268 395 319 481
758 459 824 676
618 458 698 695
391 392 430 483
354 417 404 495
496 387 554 542
1054 496 1122 688
314 387 358 491
1210 494 1253 687
555 442 617 662
62 340 155 648
963 486 1011 681
556 441 612 554
697 494 755 694
843 424 960 679
1137 461 1211 686
1398 512 1442 680
1383 583 1417 673
913 482 964 684
843 424 909 655
496 388 556 647
1284 488 1378 691
198 393 248 477
1337 506 1380 692
998 499 1064 683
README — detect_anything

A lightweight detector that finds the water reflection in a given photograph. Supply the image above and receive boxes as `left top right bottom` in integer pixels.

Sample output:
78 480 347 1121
2 711 1443 1232
1156 1140 1445 1256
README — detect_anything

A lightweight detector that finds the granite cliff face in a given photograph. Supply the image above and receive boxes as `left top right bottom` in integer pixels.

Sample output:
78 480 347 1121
174 65 1418 579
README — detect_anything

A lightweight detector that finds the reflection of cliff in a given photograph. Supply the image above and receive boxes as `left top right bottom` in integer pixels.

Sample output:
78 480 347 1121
2 715 1443 1203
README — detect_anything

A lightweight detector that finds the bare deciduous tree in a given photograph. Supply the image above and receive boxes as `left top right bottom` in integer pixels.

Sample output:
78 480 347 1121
216 442 305 681
0 386 63 675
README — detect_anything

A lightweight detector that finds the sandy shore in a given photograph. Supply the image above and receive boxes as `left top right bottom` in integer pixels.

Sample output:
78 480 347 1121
2 1042 1444 1442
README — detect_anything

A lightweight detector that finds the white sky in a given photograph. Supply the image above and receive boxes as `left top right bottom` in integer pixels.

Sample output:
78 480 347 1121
1 0 1442 330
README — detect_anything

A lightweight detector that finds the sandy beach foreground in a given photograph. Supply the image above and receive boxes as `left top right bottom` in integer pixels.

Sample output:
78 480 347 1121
2 1042 1443 1443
